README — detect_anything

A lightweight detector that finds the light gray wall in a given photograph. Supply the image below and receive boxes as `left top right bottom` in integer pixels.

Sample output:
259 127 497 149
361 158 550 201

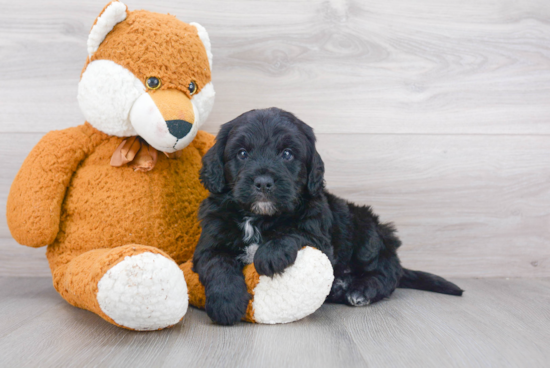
1 0 549 277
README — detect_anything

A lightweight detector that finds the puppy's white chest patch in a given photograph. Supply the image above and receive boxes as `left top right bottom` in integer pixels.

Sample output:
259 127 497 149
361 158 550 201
241 217 261 244
238 217 261 264
239 243 259 265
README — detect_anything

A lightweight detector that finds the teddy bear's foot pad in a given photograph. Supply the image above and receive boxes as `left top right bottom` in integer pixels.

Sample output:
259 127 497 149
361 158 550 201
97 252 188 331
252 247 334 324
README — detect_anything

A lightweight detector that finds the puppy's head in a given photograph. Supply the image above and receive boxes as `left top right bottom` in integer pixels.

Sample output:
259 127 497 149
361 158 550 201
200 108 325 215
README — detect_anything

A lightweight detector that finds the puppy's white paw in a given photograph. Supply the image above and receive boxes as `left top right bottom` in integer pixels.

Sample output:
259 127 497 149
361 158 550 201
252 246 334 324
97 252 188 330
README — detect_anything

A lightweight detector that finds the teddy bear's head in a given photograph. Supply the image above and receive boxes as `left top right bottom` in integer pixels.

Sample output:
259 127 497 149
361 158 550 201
78 1 215 153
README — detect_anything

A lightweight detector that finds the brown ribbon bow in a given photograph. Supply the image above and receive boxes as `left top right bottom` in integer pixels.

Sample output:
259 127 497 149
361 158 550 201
110 137 182 172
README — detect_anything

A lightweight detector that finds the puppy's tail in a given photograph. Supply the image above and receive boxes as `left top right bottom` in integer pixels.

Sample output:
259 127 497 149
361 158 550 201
398 269 463 296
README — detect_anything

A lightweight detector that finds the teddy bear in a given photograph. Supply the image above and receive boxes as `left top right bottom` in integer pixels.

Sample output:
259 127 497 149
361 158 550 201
6 1 333 330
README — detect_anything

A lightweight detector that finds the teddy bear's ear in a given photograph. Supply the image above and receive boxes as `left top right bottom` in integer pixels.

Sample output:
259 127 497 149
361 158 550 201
190 22 213 71
87 1 129 58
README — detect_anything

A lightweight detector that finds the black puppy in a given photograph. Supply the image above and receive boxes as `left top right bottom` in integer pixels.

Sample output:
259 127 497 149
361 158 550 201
193 108 463 325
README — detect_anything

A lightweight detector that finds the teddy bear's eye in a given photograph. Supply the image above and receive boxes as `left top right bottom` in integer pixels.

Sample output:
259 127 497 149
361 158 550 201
146 77 161 90
188 81 197 95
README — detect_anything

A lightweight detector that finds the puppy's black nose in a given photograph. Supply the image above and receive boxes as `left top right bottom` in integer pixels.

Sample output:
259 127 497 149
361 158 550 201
254 176 274 193
166 119 193 139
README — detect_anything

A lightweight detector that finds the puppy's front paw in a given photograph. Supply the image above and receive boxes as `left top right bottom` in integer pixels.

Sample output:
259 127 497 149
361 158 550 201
253 240 298 277
205 283 250 325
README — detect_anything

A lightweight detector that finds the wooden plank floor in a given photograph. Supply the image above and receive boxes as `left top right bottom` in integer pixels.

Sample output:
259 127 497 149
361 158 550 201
0 277 548 368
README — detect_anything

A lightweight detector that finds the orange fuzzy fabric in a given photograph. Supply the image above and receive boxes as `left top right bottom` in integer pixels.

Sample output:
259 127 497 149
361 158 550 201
6 3 221 330
8 123 214 269
6 124 215 328
54 244 175 329
85 10 211 99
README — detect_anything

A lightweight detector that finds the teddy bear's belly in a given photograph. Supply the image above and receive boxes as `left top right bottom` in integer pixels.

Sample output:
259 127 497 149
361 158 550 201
50 144 208 267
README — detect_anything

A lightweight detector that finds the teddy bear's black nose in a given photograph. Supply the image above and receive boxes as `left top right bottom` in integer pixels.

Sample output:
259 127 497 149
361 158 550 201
166 120 193 139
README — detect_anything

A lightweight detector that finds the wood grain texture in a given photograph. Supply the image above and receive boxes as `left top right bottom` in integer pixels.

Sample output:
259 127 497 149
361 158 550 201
0 277 548 368
0 238 50 277
320 134 550 278
0 0 549 134
1 0 549 277
2 133 548 277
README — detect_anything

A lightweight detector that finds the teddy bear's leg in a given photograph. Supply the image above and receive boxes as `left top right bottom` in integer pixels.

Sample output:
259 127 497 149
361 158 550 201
182 246 334 324
50 244 188 331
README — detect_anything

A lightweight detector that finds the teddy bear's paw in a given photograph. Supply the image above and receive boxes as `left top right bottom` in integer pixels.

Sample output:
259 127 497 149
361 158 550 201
97 252 188 331
252 246 334 324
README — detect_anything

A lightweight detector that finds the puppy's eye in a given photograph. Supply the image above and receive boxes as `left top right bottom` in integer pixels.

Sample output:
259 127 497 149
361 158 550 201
188 81 197 95
237 149 249 160
146 77 161 90
282 149 293 161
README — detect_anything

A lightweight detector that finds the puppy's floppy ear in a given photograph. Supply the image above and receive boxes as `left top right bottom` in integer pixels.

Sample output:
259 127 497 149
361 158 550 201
286 111 325 196
307 149 325 196
200 138 226 194
200 120 236 193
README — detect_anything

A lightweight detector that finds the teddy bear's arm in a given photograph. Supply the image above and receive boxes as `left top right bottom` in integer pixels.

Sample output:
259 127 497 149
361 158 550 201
7 127 95 247
192 130 216 156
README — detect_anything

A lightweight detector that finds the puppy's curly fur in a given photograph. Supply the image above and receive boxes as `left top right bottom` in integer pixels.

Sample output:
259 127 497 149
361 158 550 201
193 108 463 325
